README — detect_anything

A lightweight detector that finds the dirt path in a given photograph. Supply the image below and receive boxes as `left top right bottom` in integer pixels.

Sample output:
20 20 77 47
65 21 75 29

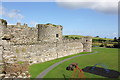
35 52 98 79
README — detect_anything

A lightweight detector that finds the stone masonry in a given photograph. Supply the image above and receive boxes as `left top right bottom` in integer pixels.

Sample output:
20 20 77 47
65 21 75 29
0 19 92 78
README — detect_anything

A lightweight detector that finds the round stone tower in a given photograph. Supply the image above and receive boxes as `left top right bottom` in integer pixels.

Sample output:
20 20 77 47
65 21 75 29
37 23 63 43
82 36 92 52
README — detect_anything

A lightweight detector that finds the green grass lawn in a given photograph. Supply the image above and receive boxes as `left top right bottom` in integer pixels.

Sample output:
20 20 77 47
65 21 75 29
44 47 118 78
63 35 113 40
29 52 91 78
63 35 84 38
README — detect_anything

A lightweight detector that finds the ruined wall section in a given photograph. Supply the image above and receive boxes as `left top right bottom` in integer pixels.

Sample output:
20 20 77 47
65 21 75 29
0 19 18 75
6 23 38 44
0 19 5 62
0 19 18 63
0 19 5 74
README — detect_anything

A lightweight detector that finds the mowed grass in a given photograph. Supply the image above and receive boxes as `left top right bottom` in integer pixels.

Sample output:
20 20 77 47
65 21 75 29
29 52 91 78
44 47 118 78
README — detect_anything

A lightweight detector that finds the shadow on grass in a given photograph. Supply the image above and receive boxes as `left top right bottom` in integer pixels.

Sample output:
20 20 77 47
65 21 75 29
82 66 120 78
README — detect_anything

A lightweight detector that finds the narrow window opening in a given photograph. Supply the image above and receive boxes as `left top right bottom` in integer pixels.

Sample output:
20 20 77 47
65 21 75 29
2 38 10 40
56 34 59 38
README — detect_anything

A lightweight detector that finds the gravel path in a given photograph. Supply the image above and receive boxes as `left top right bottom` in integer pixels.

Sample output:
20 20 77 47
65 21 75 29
35 51 98 80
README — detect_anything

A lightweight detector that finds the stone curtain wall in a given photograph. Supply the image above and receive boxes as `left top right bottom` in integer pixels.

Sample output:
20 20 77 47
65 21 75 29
0 46 3 74
9 41 83 64
0 19 92 78
0 46 3 62
0 19 92 65
6 24 38 44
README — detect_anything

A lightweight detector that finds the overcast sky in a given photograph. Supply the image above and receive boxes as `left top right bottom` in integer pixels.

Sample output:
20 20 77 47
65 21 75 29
0 0 118 38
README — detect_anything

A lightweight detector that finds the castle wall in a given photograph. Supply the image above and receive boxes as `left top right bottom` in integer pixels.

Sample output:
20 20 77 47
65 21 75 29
0 19 92 64
0 46 3 62
0 46 2 74
0 19 92 78
0 23 3 62
81 37 92 52
9 41 83 64
6 24 38 44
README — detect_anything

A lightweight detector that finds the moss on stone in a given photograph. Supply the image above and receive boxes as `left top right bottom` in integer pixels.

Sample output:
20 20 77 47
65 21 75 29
22 48 26 52
17 61 24 64
16 49 19 53
53 24 57 27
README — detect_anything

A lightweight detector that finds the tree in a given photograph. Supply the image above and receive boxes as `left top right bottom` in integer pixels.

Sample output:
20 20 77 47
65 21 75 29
113 43 119 48
118 37 120 42
75 37 79 39
64 36 69 39
100 43 104 47
95 36 99 38
65 36 68 38
114 37 118 42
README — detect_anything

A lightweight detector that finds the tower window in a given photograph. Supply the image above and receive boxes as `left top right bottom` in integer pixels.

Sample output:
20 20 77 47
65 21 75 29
56 34 59 38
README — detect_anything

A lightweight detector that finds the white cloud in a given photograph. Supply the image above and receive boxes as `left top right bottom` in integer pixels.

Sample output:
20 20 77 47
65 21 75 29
1 0 119 2
0 5 24 20
56 0 119 14
56 0 119 2
7 23 15 25
1 0 119 14
7 10 24 20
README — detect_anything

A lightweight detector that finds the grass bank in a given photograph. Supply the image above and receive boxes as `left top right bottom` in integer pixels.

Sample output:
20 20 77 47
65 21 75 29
29 52 91 78
44 47 118 78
